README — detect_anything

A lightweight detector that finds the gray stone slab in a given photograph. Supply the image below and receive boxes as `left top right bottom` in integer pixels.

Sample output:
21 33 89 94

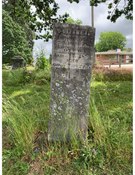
48 23 95 142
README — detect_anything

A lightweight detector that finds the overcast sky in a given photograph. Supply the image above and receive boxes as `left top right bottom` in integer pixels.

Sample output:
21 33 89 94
33 0 133 58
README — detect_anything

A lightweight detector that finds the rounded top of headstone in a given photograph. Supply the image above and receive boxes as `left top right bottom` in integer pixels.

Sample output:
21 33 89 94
11 56 24 60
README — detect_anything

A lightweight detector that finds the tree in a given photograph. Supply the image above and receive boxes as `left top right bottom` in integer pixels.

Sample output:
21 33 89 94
2 0 132 43
36 50 50 70
2 10 32 64
67 0 133 22
66 17 82 25
95 32 126 52
2 0 69 41
3 0 35 50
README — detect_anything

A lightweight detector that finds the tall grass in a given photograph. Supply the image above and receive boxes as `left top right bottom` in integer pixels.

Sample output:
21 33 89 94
88 92 132 174
93 65 133 81
2 68 132 175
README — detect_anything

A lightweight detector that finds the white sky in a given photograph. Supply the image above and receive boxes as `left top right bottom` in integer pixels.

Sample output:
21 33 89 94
33 0 133 58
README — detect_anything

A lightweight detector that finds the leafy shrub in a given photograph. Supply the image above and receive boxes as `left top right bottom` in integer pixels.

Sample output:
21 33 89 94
3 10 32 64
92 66 133 81
36 52 50 70
22 69 36 84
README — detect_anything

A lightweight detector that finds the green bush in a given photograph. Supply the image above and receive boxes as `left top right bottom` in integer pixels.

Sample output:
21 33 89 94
22 69 36 84
36 52 50 70
2 10 32 64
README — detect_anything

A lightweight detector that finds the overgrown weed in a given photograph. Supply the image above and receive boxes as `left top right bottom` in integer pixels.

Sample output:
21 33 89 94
92 65 133 81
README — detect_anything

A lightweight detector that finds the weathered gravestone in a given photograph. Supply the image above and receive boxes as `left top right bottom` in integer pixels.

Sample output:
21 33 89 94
11 56 26 69
48 23 95 142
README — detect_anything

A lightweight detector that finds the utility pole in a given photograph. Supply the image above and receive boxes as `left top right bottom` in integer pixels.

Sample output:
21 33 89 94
91 5 94 27
90 0 94 27
90 1 95 65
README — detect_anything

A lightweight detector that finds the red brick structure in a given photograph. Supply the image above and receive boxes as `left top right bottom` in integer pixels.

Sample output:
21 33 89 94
95 51 133 65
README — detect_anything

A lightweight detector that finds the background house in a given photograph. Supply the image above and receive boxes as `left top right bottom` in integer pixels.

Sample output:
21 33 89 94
95 51 133 65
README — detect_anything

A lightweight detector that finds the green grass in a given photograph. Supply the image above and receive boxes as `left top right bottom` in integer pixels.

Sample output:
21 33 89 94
2 68 132 175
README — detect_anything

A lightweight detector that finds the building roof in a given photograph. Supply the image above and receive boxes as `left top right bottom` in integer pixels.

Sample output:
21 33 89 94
96 51 133 55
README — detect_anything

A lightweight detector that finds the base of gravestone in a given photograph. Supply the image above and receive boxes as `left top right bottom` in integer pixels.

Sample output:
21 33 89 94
48 110 89 143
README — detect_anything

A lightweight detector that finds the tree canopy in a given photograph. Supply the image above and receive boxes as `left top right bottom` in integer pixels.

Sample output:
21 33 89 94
95 32 126 52
2 0 69 41
3 0 35 50
2 10 32 64
2 0 132 42
68 0 133 22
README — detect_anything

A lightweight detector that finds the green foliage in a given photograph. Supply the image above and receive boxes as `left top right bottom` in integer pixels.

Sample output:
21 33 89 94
49 54 52 64
2 68 51 87
2 69 24 86
95 32 126 52
3 149 29 175
67 0 133 22
3 69 132 174
22 69 36 84
89 80 132 174
2 63 12 70
3 0 35 50
36 52 50 70
34 69 51 85
66 17 82 25
2 10 32 64
2 0 69 41
2 0 133 45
